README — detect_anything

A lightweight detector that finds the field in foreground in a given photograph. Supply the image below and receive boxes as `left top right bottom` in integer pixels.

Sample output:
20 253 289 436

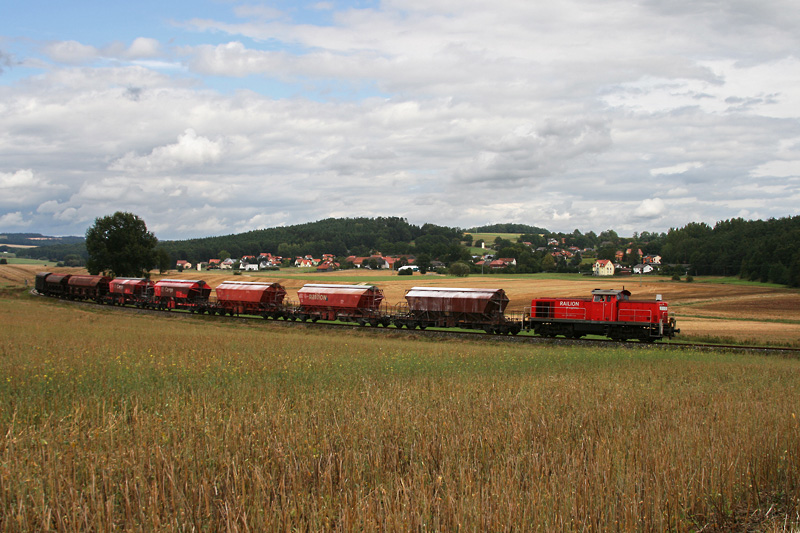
1 289 799 531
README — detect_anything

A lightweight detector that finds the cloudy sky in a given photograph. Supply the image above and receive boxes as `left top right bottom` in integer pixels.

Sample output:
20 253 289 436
1 0 799 240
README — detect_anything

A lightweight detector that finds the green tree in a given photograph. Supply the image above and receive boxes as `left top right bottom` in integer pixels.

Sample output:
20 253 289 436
85 212 158 277
416 253 431 274
156 248 172 274
541 253 556 271
448 261 470 277
218 249 231 260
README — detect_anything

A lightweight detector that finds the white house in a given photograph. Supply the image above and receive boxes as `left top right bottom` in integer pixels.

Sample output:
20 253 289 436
633 264 655 275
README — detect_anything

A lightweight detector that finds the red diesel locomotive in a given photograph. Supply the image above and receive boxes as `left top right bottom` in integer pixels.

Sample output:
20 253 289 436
525 288 679 342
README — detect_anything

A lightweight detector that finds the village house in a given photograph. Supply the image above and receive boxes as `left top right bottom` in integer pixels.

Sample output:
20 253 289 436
593 259 615 276
633 264 655 275
176 259 191 270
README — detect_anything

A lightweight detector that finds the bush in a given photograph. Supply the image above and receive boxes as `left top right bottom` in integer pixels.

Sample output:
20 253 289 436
448 261 471 277
0 258 6 264
398 268 413 276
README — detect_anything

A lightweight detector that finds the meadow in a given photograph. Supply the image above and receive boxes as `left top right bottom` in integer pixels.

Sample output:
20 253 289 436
1 287 799 531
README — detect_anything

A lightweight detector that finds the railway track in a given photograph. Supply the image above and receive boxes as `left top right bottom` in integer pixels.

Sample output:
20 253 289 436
33 289 800 357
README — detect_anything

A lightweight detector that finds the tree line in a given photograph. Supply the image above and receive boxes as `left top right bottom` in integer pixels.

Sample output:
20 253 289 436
10 214 800 287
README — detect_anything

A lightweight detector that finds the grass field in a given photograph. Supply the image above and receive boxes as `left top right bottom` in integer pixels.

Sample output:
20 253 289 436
1 286 799 531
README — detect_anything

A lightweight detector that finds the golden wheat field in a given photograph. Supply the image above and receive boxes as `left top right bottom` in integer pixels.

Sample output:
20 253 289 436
1 265 800 530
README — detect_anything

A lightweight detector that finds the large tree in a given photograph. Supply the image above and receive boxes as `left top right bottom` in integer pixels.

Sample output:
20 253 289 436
85 212 158 277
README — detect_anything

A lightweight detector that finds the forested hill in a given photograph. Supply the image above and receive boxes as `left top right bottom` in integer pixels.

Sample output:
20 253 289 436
467 223 549 234
0 233 84 246
157 217 465 263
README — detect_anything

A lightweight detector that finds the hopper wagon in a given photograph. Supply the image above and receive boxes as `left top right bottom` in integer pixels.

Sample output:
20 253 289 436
393 287 521 334
150 279 211 311
295 283 389 325
107 277 155 306
214 280 288 318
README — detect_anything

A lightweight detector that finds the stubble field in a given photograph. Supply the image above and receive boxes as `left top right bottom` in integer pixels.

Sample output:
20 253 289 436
1 265 800 530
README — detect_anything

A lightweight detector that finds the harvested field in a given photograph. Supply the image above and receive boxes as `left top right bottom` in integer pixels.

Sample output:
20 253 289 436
3 264 799 346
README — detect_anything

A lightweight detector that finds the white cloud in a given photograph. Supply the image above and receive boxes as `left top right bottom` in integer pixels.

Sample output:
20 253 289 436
0 169 67 208
110 129 224 172
634 198 667 219
751 160 800 178
0 211 28 227
650 162 704 176
126 37 161 59
43 40 99 64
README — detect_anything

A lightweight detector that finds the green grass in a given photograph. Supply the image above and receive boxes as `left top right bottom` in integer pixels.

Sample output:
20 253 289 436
0 257 53 265
464 232 522 244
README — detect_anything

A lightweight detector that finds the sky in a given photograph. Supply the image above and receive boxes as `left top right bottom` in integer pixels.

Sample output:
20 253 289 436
1 0 799 240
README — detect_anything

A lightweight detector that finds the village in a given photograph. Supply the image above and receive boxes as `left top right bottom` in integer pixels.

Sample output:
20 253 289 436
175 242 664 277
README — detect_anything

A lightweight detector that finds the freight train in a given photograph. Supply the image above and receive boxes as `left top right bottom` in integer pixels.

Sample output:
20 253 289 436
34 272 679 342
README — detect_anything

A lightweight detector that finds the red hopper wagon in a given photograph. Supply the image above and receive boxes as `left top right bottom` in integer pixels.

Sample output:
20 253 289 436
526 288 679 342
107 277 155 306
66 274 112 301
37 273 71 297
394 287 521 334
214 281 288 318
151 279 211 311
295 283 388 325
